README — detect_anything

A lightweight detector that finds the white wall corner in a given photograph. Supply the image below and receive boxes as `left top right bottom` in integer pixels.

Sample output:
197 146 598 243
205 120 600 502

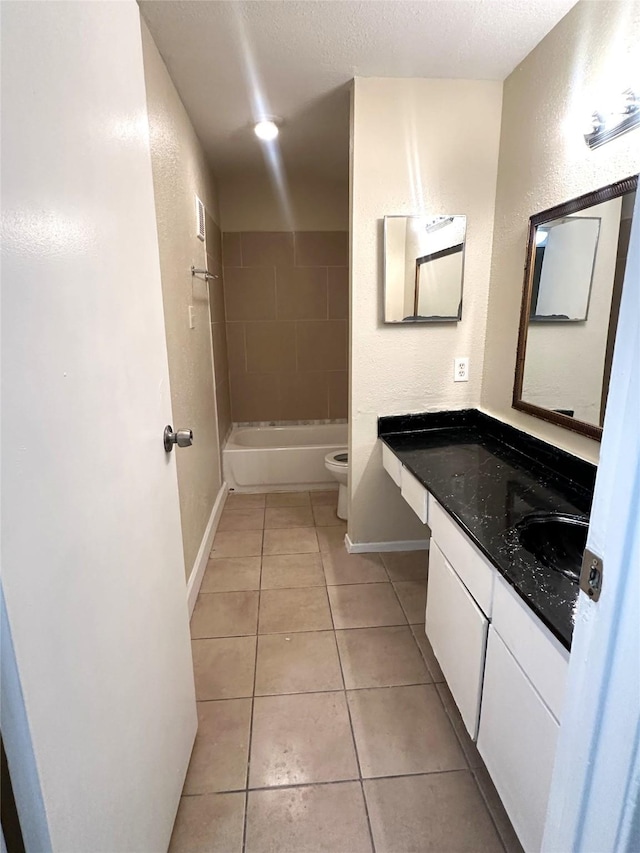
186 483 228 614
345 533 430 554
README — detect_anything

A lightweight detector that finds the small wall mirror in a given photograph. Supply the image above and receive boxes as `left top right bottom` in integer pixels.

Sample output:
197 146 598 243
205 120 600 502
514 175 637 440
383 215 466 323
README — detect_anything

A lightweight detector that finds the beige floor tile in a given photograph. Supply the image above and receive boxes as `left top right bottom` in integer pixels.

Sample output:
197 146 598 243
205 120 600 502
200 556 261 593
263 527 319 555
218 508 265 532
347 684 466 777
261 553 325 589
322 549 387 585
183 699 252 794
381 550 429 582
312 504 342 526
249 692 359 787
336 626 431 689
265 491 311 507
473 765 525 853
316 524 347 551
210 530 263 559
410 623 445 682
394 580 427 623
255 631 343 695
259 587 332 633
264 505 315 529
169 792 245 853
328 583 407 629
310 489 339 506
364 772 503 853
245 782 373 853
436 682 483 768
192 636 256 700
225 492 266 510
191 591 259 639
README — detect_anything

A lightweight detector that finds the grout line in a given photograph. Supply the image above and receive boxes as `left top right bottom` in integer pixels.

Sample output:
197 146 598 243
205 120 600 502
191 621 413 641
182 766 476 799
240 535 263 853
327 580 377 853
469 767 515 853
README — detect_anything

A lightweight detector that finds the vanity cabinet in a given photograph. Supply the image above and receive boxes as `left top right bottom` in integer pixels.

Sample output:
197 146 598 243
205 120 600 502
477 574 569 853
477 628 561 853
426 542 488 738
380 439 571 852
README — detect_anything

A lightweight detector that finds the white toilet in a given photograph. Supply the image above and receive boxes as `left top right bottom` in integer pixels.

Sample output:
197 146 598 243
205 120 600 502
324 449 348 520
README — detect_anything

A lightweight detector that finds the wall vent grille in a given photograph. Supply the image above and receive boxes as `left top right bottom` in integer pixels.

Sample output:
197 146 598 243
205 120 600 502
195 196 205 241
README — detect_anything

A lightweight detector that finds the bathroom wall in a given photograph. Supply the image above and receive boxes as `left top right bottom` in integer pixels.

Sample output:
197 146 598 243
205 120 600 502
205 211 232 442
222 230 349 422
349 77 503 545
219 173 348 231
481 0 640 464
141 20 229 580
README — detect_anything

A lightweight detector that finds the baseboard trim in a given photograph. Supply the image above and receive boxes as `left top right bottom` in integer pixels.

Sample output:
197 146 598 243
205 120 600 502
186 481 228 616
345 534 430 554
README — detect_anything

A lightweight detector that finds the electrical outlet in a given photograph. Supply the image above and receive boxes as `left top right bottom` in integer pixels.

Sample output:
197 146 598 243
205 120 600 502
188 305 196 329
454 357 469 382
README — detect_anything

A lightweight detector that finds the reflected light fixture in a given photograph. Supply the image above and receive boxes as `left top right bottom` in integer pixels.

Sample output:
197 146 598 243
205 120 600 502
584 88 640 149
425 216 454 233
254 120 279 141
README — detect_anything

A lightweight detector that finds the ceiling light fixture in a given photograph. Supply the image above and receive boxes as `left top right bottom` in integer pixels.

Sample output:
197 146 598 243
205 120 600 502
254 120 279 141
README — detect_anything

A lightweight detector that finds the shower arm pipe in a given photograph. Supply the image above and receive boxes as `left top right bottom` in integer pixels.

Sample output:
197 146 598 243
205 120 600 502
190 265 219 281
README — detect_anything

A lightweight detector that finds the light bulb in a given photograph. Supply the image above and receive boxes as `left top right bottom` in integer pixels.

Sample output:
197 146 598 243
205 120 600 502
254 120 279 141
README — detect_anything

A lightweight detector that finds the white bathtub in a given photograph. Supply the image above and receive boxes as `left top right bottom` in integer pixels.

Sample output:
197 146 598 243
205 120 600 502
223 423 348 492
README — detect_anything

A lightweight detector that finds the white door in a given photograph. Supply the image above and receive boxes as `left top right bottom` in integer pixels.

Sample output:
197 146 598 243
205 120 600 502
1 3 196 851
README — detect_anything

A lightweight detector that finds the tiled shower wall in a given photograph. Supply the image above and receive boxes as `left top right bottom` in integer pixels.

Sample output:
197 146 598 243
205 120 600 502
222 231 349 422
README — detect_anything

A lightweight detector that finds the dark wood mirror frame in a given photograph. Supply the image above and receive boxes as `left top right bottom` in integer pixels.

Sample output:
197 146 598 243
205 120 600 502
513 174 638 441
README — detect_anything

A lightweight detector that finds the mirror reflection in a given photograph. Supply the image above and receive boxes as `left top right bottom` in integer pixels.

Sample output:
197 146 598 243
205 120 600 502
514 178 637 437
531 217 600 321
383 215 466 323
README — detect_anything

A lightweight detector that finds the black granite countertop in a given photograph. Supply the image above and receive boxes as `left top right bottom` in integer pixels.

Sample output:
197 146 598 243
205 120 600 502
378 410 596 650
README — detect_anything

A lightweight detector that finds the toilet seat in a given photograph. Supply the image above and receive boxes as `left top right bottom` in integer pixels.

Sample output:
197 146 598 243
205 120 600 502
325 449 348 467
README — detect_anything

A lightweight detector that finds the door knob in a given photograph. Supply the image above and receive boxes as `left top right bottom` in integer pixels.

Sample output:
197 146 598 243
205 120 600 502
163 425 193 452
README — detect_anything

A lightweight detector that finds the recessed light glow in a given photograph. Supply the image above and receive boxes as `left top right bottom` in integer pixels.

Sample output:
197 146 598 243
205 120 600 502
254 120 279 141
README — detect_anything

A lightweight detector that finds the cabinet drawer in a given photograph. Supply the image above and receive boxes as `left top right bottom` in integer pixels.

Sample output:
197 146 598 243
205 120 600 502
492 576 569 722
478 628 559 853
429 498 494 615
400 467 429 524
381 443 402 487
425 542 488 739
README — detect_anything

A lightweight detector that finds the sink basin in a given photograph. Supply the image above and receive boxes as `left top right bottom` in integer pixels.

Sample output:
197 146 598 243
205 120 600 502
516 512 588 582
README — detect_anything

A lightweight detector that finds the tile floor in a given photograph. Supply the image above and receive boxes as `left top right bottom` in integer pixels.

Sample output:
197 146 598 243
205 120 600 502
170 489 523 853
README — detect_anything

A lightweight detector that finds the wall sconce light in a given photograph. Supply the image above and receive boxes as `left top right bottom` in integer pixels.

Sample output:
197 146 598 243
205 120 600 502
584 88 640 149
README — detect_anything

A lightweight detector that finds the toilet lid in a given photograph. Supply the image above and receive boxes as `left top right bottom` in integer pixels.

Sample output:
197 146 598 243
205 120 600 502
334 452 348 463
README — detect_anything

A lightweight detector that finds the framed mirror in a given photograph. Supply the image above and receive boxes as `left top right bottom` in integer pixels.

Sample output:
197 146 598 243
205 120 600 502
513 175 637 440
383 215 466 323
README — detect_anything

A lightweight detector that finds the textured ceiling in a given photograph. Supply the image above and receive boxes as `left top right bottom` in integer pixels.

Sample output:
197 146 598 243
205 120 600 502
139 0 578 182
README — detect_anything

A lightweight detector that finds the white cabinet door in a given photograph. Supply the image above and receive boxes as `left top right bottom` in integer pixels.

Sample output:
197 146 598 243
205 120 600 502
477 628 560 853
425 543 488 738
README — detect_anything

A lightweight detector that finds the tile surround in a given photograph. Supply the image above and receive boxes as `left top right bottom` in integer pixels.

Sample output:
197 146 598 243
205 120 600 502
223 231 348 422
